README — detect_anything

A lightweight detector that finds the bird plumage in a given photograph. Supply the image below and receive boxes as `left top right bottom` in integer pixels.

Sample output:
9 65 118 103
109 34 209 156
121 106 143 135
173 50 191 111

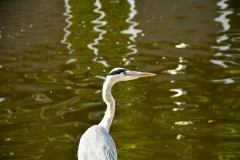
78 68 155 160
78 125 117 160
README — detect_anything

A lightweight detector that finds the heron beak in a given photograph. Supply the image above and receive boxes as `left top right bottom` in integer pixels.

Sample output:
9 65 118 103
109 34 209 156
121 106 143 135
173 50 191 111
128 71 156 77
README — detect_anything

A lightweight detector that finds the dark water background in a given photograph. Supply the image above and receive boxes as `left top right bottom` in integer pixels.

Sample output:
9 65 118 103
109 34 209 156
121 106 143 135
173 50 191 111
1 0 240 159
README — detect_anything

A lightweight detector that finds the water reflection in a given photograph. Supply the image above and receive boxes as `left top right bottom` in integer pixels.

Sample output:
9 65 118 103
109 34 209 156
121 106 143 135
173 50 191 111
121 0 142 67
87 0 143 66
211 0 240 85
213 0 238 51
121 0 142 42
170 88 186 98
1 0 240 159
211 78 235 84
87 0 107 56
213 4 233 51
215 10 232 32
61 0 74 54
211 59 240 68
163 64 186 75
217 0 228 10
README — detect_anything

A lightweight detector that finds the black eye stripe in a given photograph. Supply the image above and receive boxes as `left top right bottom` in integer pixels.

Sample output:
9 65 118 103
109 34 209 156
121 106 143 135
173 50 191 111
108 69 127 76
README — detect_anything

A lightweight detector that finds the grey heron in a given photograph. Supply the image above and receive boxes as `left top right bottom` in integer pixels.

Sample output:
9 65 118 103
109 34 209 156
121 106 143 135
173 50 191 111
77 68 155 160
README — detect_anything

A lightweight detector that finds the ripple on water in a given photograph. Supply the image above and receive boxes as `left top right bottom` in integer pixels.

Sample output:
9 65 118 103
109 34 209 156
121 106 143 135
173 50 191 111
40 96 82 119
36 77 74 85
214 124 240 139
88 110 104 120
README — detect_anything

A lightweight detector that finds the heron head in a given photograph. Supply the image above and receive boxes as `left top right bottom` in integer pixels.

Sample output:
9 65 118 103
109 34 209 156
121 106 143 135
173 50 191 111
107 68 155 83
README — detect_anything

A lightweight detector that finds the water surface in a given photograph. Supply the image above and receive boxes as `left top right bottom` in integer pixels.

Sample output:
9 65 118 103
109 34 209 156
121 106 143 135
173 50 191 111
0 0 240 159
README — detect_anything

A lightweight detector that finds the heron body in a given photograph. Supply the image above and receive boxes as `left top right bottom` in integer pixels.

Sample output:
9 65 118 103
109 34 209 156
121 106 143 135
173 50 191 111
78 68 155 160
78 125 117 160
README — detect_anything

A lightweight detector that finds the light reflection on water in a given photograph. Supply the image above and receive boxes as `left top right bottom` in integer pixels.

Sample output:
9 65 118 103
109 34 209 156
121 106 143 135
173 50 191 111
211 0 240 85
0 0 240 159
121 0 142 60
61 0 74 54
87 0 107 56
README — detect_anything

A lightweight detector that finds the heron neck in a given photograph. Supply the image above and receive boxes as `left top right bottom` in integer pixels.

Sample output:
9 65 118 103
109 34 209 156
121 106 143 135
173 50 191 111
99 78 116 132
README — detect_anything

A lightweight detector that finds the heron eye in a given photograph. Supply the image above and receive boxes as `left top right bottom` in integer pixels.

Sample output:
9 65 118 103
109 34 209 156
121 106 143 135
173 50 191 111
123 72 127 75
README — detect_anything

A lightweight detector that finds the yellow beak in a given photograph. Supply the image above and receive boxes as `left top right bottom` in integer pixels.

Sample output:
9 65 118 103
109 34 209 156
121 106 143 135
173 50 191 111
128 71 156 77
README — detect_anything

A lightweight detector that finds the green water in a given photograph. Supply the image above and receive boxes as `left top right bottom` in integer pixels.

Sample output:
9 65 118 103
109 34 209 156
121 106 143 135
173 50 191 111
1 0 240 159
